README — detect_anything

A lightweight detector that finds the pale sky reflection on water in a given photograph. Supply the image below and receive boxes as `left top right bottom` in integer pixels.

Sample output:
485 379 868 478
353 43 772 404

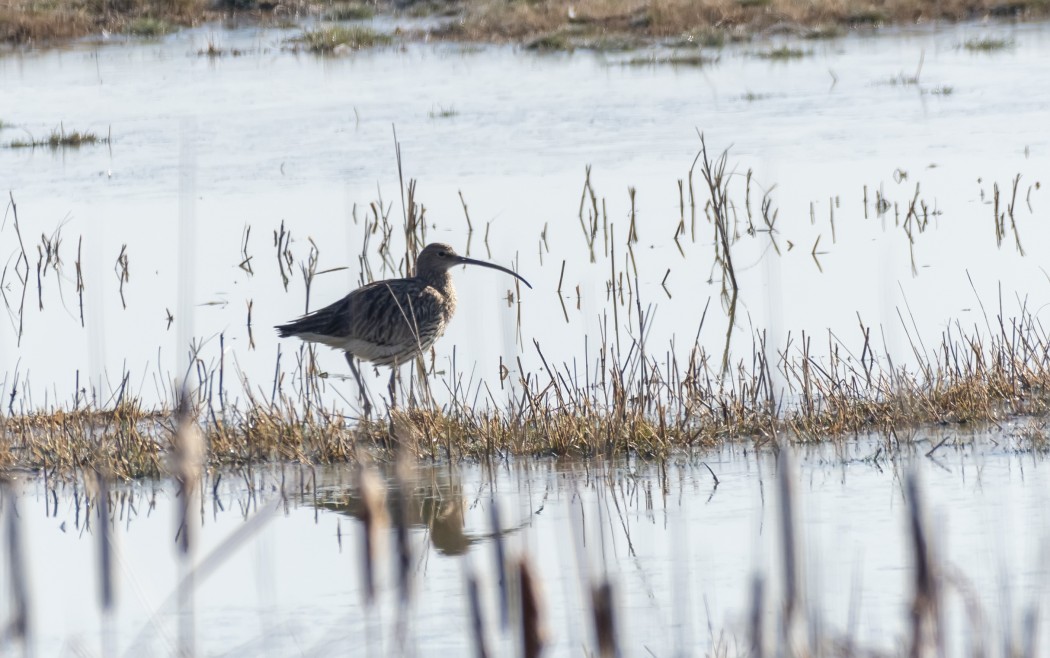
7 435 1049 656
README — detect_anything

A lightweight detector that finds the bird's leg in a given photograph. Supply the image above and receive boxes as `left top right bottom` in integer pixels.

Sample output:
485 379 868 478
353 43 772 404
385 365 400 448
345 353 373 419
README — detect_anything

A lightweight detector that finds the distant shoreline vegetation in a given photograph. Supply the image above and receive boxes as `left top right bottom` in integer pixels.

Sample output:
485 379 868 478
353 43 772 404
1 0 1045 49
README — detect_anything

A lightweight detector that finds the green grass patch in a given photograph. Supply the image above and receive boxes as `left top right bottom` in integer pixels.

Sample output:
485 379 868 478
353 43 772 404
291 26 391 52
623 52 716 66
7 126 109 149
755 45 810 60
197 41 247 57
428 105 458 118
962 36 1013 52
886 72 920 86
125 17 175 37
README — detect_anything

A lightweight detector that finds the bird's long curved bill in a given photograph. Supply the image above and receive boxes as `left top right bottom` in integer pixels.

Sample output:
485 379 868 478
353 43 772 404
457 256 533 289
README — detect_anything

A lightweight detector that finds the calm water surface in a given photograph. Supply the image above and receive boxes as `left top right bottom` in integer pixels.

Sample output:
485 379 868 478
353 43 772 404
7 432 1049 656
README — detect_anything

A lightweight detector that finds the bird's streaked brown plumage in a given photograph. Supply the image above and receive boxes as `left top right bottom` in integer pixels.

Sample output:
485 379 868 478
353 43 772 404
276 242 531 415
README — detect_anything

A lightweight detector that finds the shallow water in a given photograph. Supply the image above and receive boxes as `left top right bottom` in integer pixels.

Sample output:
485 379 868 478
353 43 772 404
4 429 1047 656
2 21 1049 414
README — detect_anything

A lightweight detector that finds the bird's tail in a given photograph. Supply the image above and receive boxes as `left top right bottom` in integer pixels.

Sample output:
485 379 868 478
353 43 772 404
275 299 347 338
274 322 297 337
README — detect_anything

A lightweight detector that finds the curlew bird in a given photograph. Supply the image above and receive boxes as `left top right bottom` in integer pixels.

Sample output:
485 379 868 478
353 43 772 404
276 243 531 416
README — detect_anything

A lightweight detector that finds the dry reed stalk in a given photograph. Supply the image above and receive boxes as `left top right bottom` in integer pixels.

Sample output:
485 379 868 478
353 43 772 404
173 392 204 657
517 556 548 658
391 453 414 605
590 579 618 658
906 471 943 658
489 497 510 630
749 575 766 658
358 466 388 605
466 566 491 658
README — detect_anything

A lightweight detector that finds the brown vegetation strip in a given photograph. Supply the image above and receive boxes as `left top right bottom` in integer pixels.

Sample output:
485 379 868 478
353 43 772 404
3 0 1048 47
2 307 1050 480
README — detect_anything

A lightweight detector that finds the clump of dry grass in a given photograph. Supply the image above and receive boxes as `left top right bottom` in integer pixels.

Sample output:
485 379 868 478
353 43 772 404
0 0 208 45
0 5 94 44
3 303 1049 480
5 0 1049 47
5 402 167 478
436 0 1050 44
7 126 109 149
288 25 392 53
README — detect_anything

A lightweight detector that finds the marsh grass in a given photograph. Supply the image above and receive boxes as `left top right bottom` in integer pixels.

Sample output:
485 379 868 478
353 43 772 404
197 41 247 57
325 2 376 21
754 45 810 59
7 126 109 149
428 105 459 118
673 29 729 48
800 24 845 39
289 25 392 53
4 296 1050 480
622 52 716 66
0 0 210 44
125 17 174 37
885 51 926 86
963 36 1014 51
924 85 954 96
523 30 574 51
4 0 1050 47
440 0 1050 45
846 7 888 25
520 25 648 51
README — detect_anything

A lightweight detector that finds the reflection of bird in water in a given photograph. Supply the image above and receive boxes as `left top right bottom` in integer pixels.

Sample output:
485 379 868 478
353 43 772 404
276 243 531 417
317 484 472 555
316 478 533 556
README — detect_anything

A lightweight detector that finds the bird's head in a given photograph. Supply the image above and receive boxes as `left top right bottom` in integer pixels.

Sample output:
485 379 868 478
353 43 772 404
414 243 532 288
416 243 463 273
